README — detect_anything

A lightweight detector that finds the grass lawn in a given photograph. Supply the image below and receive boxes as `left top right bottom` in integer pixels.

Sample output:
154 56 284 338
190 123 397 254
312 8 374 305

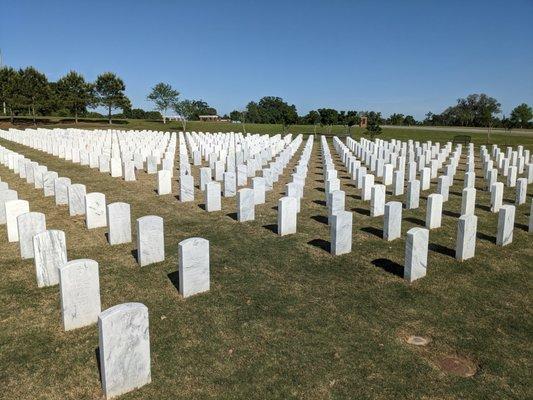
0 127 532 399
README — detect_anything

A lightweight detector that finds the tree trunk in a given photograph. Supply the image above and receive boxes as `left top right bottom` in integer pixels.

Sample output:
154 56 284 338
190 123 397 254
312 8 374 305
313 124 317 135
32 105 36 124
10 108 14 124
182 119 187 132
75 110 78 124
108 105 112 124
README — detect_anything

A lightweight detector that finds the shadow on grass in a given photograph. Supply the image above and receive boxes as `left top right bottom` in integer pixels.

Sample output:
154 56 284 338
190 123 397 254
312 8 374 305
263 224 278 234
353 207 370 216
475 204 491 212
316 187 325 193
371 258 404 278
348 194 361 200
477 232 496 244
442 209 460 218
515 223 529 232
308 238 330 253
167 271 180 291
198 204 206 211
131 249 138 263
429 243 455 258
94 347 102 384
311 215 328 225
226 212 238 221
404 217 425 226
361 226 383 238
313 200 326 206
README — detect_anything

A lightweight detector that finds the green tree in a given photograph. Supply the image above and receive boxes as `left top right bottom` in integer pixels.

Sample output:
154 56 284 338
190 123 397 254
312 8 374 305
243 96 297 131
94 72 131 124
173 99 197 131
403 115 416 126
318 108 339 134
19 67 51 124
303 110 321 134
476 94 501 142
147 82 180 123
0 67 21 122
345 111 360 135
56 71 94 123
229 110 242 122
364 120 382 140
388 113 404 125
510 103 532 128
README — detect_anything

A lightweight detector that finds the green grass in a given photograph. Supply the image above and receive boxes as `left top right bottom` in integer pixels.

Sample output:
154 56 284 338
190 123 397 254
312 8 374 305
0 129 532 399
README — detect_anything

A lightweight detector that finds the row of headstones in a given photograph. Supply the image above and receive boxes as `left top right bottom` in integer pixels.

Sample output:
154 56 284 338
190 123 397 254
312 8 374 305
183 131 290 169
337 136 531 238
320 136 354 255
198 134 304 210
174 134 304 206
180 131 289 177
1 128 176 172
478 144 532 206
344 136 530 213
319 137 532 282
2 230 210 399
176 132 298 199
488 143 532 177
342 138 533 268
0 146 168 268
0 128 177 181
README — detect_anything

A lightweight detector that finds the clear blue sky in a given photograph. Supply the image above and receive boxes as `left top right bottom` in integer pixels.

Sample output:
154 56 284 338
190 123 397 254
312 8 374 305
2 0 532 119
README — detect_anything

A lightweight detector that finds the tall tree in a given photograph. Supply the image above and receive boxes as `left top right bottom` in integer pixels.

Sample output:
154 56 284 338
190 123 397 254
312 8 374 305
304 110 321 134
147 82 180 123
510 103 532 128
476 94 501 142
388 113 404 125
0 67 21 122
173 99 197 131
19 67 50 124
364 120 382 140
56 71 94 123
229 110 243 122
94 72 130 124
345 111 360 135
403 115 416 126
318 108 339 134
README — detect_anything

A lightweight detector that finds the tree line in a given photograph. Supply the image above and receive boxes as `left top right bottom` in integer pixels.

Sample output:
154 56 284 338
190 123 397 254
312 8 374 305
0 66 218 126
1 65 531 131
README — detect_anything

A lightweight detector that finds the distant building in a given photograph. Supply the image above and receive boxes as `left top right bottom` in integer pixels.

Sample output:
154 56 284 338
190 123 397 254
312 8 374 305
161 114 183 123
199 115 221 122
359 116 368 128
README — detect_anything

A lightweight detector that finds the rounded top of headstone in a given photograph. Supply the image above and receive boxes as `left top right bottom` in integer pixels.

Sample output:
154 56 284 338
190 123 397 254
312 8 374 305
108 202 130 209
6 199 29 207
17 211 45 220
60 258 98 272
34 229 65 240
98 302 148 322
179 237 209 249
138 215 163 224
407 226 429 236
